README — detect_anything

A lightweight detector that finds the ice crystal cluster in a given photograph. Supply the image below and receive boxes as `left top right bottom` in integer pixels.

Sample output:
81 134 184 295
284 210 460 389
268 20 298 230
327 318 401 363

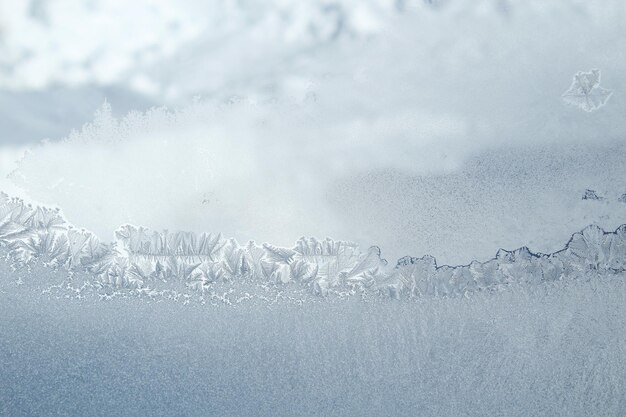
2 192 624 304
562 69 613 113
2 192 626 416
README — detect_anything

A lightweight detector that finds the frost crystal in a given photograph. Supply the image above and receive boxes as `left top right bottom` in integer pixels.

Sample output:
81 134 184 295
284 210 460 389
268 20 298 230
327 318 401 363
1 192 625 302
562 69 613 112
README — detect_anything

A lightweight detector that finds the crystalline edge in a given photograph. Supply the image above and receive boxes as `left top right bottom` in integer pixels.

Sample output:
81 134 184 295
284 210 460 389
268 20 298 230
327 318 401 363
1 191 624 300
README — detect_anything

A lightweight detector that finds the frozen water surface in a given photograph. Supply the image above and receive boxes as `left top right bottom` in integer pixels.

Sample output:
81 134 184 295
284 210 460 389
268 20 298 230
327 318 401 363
1 0 626 415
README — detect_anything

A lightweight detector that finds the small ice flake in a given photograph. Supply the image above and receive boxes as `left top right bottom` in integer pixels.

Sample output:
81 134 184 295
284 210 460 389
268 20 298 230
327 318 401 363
562 69 613 112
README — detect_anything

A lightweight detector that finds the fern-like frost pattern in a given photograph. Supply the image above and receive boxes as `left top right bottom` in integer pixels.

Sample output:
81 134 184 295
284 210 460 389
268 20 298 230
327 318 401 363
1 192 625 302
562 69 613 112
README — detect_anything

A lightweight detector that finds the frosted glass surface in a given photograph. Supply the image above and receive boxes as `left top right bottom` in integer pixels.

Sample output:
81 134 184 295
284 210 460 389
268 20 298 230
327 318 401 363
1 1 625 415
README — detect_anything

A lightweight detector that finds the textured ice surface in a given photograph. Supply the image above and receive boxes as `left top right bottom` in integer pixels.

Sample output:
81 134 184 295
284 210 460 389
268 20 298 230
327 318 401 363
2 278 625 416
1 192 624 304
5 0 626 264
0 0 204 91
1 221 626 416
10 102 626 264
1 192 626 415
2 2 626 415
2 1 623 102
0 0 410 96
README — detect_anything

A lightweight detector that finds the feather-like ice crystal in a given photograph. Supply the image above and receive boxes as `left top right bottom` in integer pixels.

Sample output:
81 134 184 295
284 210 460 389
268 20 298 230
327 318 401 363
1 192 625 302
562 69 613 112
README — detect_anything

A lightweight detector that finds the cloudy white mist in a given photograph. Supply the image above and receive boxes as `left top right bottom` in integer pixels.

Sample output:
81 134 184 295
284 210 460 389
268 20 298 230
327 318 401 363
6 1 626 263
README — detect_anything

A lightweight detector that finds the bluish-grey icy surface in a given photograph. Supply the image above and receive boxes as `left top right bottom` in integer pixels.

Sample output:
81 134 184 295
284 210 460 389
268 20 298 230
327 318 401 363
1 1 626 415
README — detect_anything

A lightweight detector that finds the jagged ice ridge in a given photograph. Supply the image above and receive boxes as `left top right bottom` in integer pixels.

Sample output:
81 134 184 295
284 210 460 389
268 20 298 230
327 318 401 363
1 192 625 303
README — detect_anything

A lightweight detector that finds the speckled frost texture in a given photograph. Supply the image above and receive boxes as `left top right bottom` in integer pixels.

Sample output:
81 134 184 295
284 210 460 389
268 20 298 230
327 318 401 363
1 192 624 304
1 2 626 415
1 192 626 416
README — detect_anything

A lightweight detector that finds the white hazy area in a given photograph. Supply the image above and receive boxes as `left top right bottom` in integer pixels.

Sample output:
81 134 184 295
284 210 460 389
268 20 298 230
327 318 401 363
1 0 626 264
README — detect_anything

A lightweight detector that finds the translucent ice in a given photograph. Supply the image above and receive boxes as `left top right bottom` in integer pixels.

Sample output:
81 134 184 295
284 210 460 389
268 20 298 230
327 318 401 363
562 69 613 112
